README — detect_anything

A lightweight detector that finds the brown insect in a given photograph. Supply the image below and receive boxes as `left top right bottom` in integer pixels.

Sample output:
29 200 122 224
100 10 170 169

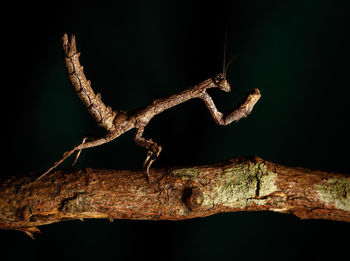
37 34 261 182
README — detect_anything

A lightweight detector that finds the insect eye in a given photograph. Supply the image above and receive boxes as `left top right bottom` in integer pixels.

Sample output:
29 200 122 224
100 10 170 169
214 74 224 84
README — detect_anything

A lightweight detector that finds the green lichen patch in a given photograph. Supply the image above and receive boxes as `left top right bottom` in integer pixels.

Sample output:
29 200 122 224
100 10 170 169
316 178 350 211
171 167 202 179
219 165 257 203
257 163 278 196
200 162 279 209
171 161 279 210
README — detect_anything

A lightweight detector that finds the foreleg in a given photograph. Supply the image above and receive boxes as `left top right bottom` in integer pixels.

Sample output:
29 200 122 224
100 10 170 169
201 88 261 126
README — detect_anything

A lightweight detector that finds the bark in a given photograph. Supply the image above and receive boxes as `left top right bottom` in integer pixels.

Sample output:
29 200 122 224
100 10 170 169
0 156 349 238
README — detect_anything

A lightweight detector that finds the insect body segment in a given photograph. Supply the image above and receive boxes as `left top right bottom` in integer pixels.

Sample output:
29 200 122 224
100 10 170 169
38 34 261 182
62 34 117 131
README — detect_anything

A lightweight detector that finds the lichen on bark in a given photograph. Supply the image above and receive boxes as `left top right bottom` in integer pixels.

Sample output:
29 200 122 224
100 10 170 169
212 164 259 208
1 157 349 236
172 160 280 210
214 161 280 209
316 178 350 211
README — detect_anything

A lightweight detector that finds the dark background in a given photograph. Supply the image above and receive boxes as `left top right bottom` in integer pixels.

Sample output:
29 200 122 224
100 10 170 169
1 1 349 260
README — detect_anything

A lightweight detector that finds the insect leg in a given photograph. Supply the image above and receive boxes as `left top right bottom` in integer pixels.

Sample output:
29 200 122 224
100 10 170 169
201 92 225 125
37 134 116 180
134 127 162 182
201 89 261 126
72 136 98 166
222 88 261 125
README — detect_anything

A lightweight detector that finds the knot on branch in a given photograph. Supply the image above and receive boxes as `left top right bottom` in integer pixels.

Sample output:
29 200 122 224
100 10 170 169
60 193 91 213
182 187 204 211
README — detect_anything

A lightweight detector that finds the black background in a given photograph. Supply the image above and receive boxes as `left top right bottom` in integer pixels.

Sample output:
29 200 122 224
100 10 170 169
1 1 349 260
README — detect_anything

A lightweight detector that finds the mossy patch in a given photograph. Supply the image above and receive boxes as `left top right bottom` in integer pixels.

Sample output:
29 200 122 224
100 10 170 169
258 163 278 196
170 161 279 210
316 178 350 211
203 162 278 209
217 165 257 206
171 167 202 178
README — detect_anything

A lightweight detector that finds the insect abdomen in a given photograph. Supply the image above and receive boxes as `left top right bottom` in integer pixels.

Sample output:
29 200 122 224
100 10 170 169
62 34 117 131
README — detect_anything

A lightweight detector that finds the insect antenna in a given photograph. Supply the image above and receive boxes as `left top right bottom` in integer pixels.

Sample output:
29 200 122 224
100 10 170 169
222 33 228 78
222 33 237 79
224 55 237 78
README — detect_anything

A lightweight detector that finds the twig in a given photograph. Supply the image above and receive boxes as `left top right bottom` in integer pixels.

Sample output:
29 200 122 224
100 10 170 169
37 34 261 181
1 157 349 238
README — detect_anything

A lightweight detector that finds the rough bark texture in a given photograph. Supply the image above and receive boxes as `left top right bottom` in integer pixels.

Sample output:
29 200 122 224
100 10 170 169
0 156 349 237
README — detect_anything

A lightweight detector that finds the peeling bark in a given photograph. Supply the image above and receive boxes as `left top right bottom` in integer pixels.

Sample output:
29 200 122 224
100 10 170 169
0 156 349 237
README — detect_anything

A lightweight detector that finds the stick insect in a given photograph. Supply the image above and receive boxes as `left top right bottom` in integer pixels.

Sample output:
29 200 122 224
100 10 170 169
37 34 261 182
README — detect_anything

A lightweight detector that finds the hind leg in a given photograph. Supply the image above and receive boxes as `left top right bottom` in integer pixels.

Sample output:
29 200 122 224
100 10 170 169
72 136 99 166
38 134 114 180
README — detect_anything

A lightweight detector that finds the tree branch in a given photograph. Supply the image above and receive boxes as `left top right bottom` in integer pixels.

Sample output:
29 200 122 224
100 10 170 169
1 157 349 237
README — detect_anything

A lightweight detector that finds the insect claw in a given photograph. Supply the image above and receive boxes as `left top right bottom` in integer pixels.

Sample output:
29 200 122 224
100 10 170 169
142 146 162 183
143 151 153 169
145 165 151 183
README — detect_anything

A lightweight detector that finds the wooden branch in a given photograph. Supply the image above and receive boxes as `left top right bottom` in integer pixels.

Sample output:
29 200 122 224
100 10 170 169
1 157 349 237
